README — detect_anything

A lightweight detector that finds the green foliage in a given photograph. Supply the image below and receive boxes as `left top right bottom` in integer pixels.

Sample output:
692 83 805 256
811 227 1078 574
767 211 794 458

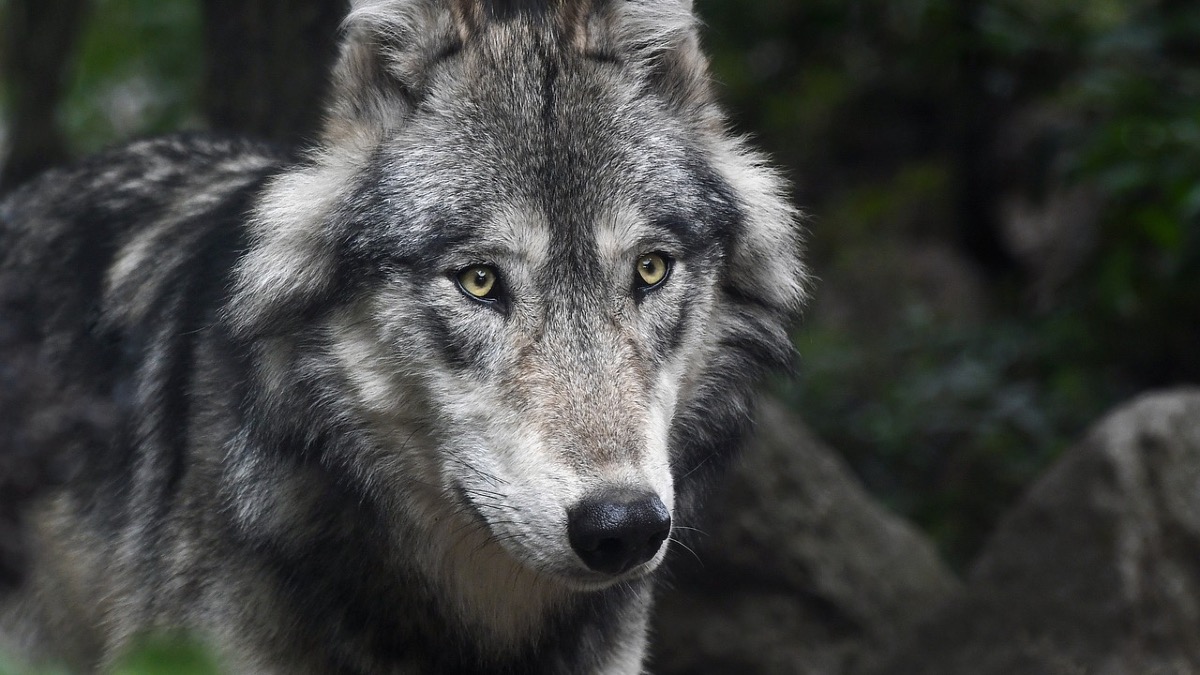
785 314 1121 566
111 635 221 675
712 0 1199 564
1062 3 1200 380
0 651 67 675
61 0 203 153
0 636 221 675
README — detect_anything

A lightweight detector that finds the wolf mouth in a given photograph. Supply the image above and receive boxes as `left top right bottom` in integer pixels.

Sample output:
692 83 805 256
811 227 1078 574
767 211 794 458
449 479 670 587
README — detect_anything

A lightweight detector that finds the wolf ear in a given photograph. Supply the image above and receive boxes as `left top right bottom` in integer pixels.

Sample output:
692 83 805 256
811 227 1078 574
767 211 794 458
325 1 714 140
588 0 714 117
323 0 477 142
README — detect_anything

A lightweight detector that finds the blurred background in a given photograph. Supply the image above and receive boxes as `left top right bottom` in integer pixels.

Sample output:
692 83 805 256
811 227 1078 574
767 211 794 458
2 0 1198 573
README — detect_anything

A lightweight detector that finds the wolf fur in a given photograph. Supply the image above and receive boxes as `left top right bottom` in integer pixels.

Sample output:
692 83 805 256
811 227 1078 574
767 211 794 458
0 0 806 672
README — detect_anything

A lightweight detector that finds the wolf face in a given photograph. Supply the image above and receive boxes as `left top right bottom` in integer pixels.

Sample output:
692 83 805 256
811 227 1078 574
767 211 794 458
226 0 805 601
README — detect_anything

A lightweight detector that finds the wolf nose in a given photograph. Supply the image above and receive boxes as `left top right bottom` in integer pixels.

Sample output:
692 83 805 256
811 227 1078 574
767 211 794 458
567 489 671 575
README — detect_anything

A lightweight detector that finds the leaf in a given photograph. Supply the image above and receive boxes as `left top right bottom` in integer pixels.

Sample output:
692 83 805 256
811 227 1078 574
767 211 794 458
111 636 221 675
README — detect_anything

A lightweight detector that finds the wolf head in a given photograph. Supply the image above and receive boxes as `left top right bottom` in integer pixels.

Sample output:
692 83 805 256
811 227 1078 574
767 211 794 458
226 0 805 596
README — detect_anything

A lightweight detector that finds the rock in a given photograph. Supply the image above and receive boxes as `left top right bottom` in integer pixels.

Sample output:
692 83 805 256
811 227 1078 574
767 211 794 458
651 399 961 675
811 240 990 334
871 389 1200 675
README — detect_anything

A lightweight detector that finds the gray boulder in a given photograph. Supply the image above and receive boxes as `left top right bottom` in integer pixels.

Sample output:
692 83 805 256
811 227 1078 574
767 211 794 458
651 399 961 675
872 388 1200 675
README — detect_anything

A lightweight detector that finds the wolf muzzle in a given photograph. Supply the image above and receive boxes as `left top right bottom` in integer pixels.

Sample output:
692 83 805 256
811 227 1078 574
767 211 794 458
567 488 671 575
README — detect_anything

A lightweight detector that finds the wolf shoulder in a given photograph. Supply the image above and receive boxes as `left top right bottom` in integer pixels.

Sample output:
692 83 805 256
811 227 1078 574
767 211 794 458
0 134 288 337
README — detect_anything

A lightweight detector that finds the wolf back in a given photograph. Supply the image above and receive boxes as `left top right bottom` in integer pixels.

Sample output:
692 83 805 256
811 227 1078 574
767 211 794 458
0 1 806 673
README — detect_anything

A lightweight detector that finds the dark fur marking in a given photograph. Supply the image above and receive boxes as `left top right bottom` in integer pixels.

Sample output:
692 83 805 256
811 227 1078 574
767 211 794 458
719 330 793 373
483 0 557 22
415 288 482 371
157 173 272 500
584 49 623 65
721 282 788 315
661 291 691 355
541 47 560 129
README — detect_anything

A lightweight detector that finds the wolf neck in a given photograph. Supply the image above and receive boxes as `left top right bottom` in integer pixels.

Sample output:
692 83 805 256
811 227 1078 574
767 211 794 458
403 490 653 666
416 508 572 649
250 460 651 671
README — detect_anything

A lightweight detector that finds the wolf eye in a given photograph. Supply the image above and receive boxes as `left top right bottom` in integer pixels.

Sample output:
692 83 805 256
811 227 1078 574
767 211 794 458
635 253 672 290
456 265 500 302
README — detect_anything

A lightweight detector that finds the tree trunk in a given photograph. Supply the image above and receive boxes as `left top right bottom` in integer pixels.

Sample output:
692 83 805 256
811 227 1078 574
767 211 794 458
0 0 90 193
951 0 1018 280
200 0 346 147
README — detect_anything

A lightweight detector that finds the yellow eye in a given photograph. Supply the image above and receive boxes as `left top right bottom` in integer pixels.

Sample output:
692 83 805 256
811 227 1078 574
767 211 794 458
636 253 671 288
457 265 498 300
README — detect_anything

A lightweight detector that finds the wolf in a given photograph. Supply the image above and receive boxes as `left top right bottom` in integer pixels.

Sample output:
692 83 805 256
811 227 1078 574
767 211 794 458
0 0 806 672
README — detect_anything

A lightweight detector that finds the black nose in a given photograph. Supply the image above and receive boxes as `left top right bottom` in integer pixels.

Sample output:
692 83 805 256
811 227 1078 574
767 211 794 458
567 489 671 575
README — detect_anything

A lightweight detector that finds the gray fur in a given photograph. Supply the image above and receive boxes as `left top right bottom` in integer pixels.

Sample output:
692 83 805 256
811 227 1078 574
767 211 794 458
0 1 806 673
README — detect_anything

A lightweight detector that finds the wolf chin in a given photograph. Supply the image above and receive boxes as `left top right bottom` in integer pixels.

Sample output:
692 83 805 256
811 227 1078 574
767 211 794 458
0 0 805 672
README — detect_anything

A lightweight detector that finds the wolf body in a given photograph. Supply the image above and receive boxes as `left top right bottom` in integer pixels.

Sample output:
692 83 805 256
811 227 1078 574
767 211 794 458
0 1 805 673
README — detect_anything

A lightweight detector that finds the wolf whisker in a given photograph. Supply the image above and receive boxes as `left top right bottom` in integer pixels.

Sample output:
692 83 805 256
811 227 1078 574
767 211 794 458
667 536 704 566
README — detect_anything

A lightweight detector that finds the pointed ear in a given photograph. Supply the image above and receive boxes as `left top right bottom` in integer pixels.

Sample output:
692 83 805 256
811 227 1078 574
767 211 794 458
323 0 473 142
587 0 714 116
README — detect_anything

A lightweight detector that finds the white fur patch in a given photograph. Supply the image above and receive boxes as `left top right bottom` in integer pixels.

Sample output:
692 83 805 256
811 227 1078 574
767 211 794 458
608 0 697 58
227 146 369 334
710 134 809 311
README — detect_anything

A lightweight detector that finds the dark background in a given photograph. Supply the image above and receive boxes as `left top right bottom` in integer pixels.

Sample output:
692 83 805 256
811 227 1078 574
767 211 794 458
1 0 1197 584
